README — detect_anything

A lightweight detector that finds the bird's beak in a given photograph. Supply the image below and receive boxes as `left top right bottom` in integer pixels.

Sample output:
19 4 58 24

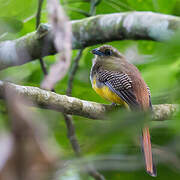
91 48 104 56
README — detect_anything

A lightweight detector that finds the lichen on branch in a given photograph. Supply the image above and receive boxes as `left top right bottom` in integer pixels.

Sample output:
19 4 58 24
0 81 177 121
0 12 180 70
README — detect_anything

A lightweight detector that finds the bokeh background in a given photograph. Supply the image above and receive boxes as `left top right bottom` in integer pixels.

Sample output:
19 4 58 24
0 0 180 179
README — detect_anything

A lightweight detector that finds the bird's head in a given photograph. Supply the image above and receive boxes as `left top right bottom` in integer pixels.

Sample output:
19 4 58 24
91 45 126 68
91 45 121 57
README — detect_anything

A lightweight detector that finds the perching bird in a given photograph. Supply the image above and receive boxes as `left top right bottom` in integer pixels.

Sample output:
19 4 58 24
90 45 156 177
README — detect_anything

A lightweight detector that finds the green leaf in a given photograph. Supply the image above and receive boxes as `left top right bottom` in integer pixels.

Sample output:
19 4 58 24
0 17 23 34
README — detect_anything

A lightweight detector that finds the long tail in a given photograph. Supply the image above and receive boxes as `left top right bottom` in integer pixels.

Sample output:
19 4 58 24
142 126 156 177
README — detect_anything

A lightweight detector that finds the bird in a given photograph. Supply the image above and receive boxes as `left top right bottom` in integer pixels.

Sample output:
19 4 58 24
90 45 156 177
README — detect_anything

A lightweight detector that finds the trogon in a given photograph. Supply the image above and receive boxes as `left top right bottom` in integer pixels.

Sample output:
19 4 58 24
90 45 156 177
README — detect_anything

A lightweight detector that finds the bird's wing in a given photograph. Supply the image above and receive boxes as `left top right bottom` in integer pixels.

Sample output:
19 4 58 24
98 69 140 108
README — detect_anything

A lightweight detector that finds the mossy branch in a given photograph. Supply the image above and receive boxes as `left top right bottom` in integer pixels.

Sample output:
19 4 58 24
0 81 177 120
0 12 180 70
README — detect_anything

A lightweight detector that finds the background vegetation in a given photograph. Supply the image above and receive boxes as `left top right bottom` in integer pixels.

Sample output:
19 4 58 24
0 0 180 179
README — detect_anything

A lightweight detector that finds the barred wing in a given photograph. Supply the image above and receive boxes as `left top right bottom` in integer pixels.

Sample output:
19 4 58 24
98 69 140 108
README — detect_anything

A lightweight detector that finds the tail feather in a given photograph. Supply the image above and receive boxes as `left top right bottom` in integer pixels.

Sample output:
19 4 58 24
142 127 157 177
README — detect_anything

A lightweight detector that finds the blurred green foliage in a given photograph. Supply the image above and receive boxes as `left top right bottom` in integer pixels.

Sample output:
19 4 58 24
0 0 180 179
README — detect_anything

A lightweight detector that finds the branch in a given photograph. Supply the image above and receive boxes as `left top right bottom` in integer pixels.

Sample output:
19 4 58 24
0 81 177 121
0 12 180 70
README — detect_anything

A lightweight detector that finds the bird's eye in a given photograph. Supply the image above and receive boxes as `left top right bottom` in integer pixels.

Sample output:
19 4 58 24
104 49 112 56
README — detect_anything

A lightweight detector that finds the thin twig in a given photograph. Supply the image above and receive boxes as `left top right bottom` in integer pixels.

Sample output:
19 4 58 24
63 114 81 156
94 0 102 6
36 0 44 29
63 50 83 173
90 0 97 16
63 113 106 180
66 49 84 96
39 57 48 75
36 0 48 76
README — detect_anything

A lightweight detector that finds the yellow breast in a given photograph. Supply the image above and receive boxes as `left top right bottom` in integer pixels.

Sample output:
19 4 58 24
92 78 128 107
